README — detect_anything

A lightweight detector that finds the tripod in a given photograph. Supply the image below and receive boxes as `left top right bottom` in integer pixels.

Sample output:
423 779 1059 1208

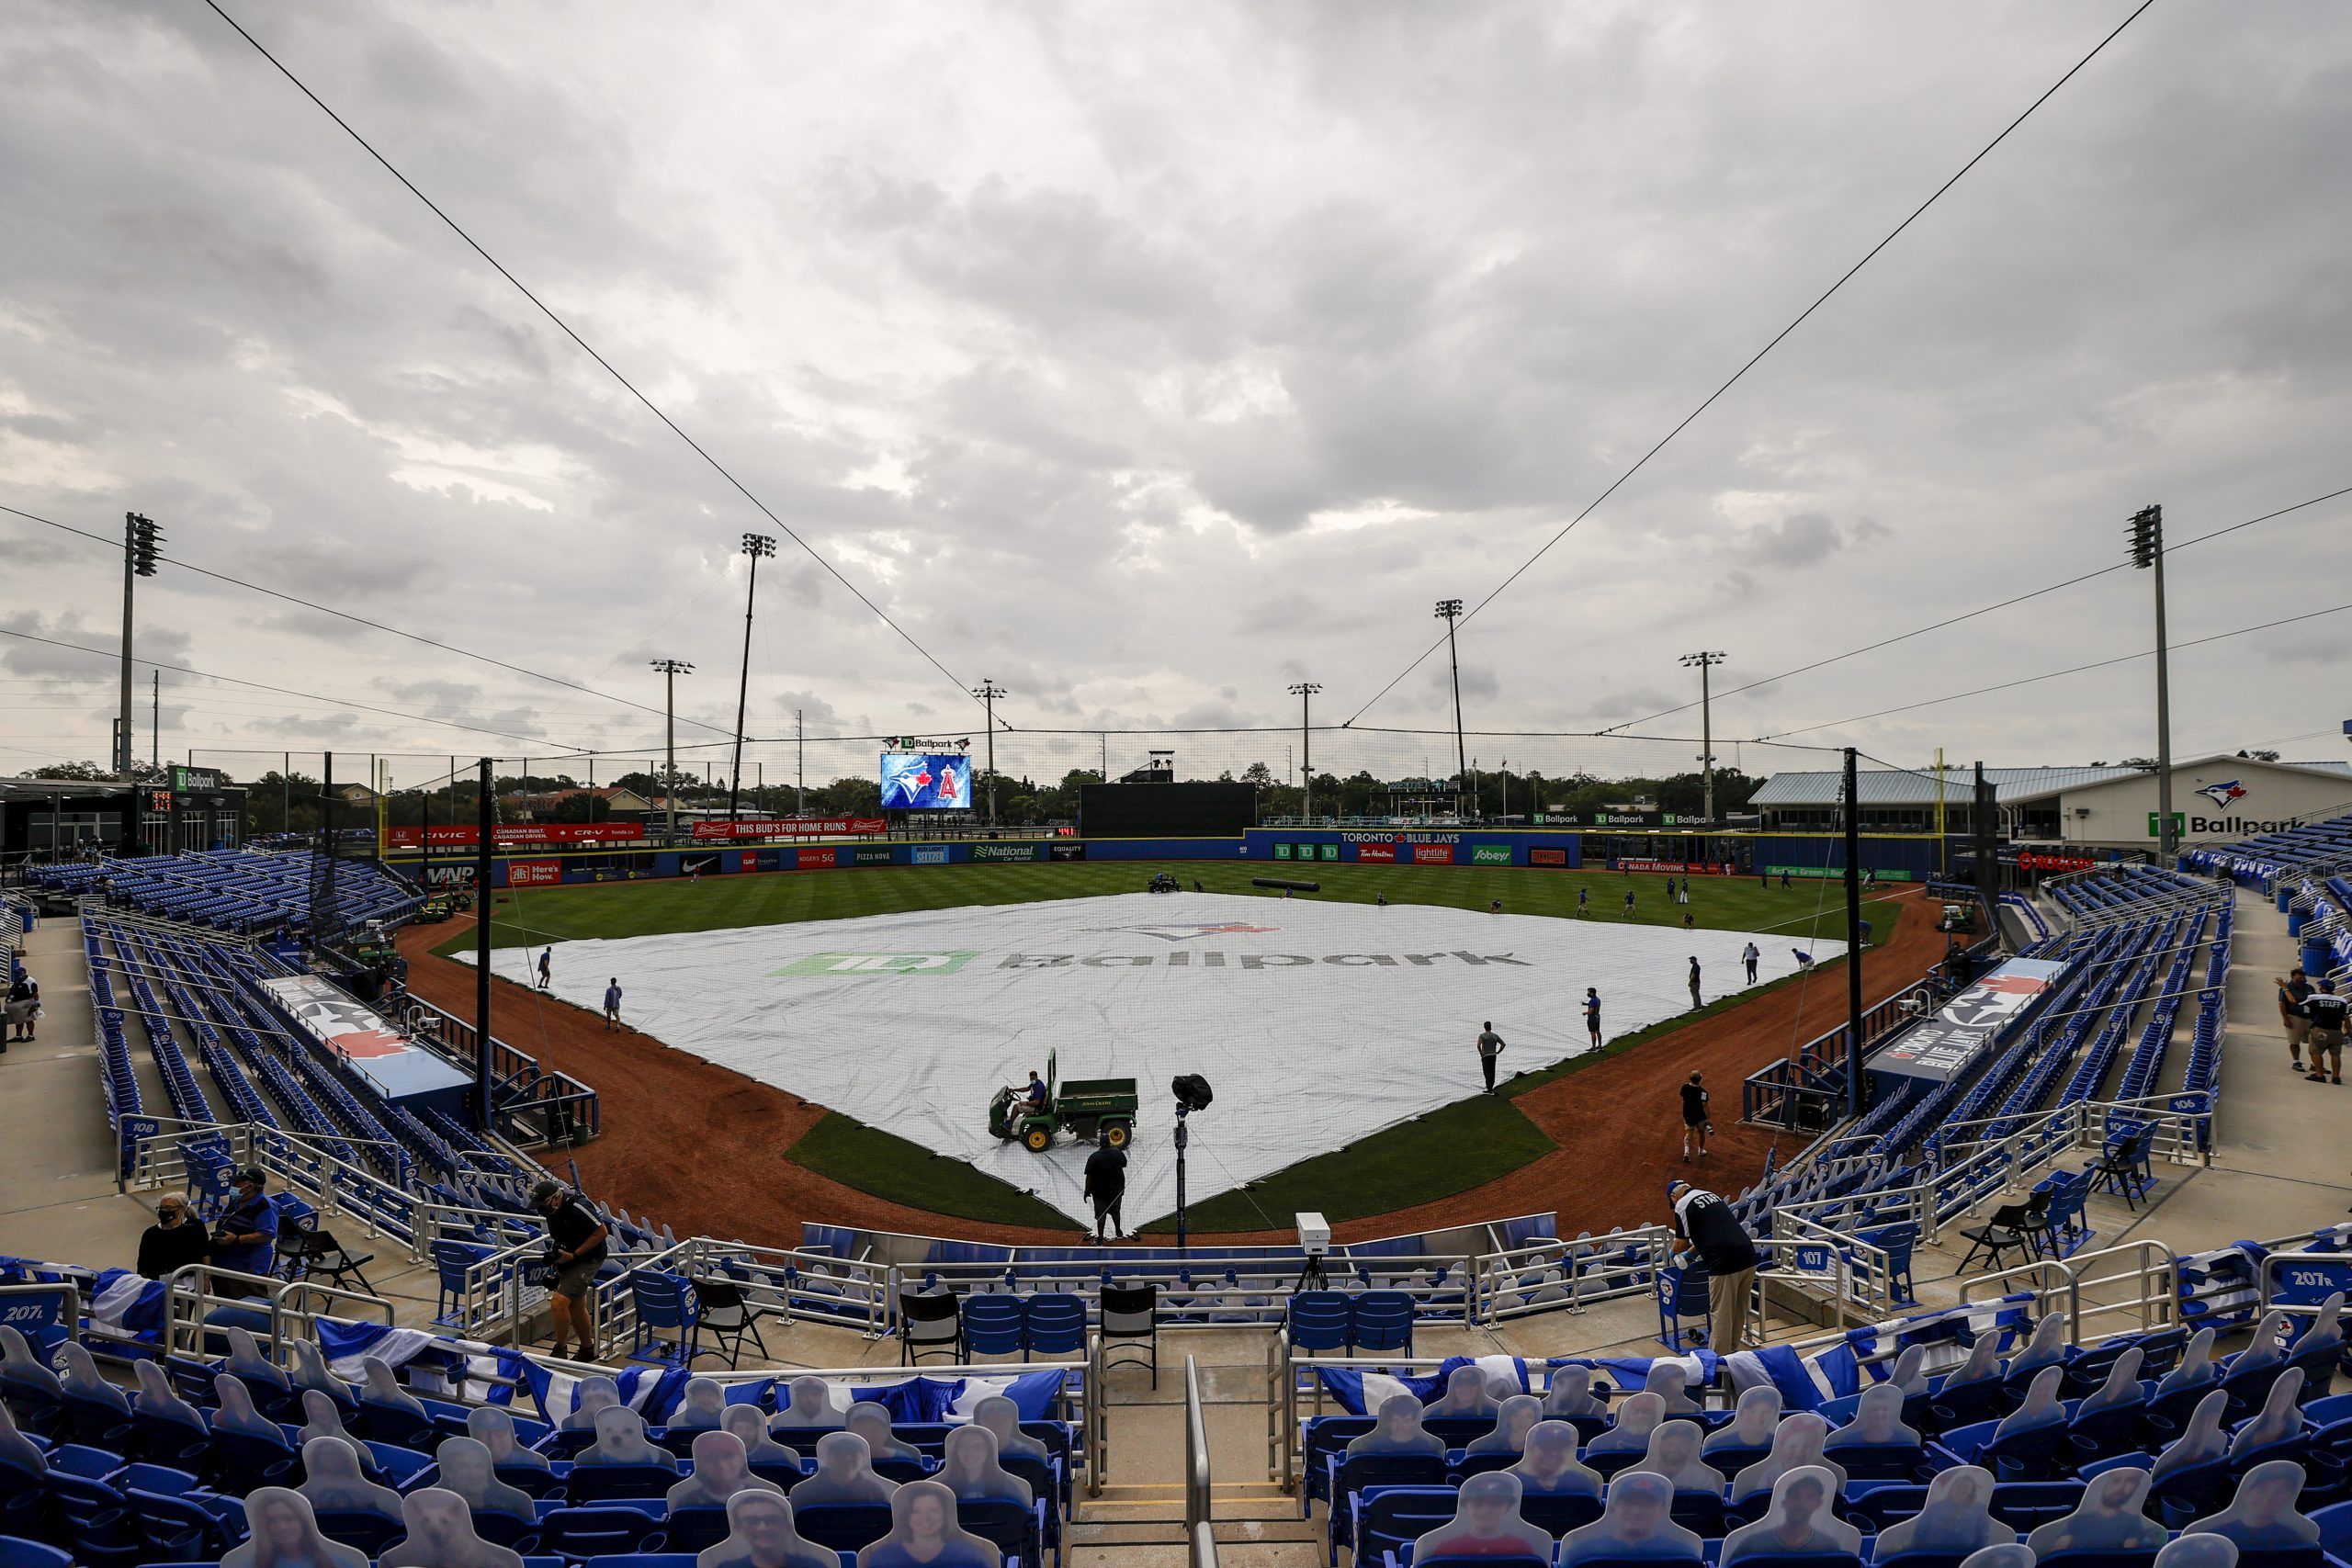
1294 1253 1330 1293
1172 1104 1190 1251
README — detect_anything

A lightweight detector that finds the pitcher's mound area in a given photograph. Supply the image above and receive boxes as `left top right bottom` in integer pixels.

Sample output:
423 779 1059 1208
477 893 1837 1224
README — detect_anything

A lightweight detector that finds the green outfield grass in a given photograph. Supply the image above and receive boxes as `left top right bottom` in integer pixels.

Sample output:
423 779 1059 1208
439 857 1902 1231
440 858 1871 953
784 1115 1070 1229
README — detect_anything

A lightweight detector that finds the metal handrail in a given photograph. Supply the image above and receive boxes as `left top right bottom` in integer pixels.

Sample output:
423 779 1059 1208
1474 1225 1674 1322
900 1251 1477 1328
1185 1353 1213 1534
683 1238 890 1340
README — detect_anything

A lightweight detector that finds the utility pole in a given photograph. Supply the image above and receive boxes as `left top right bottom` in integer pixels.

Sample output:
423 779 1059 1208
1679 651 1727 824
1287 682 1321 821
150 671 159 773
972 680 1006 824
1435 599 1468 816
119 513 161 776
2129 504 2176 865
474 757 494 1131
729 534 775 820
1843 747 1866 1121
650 659 693 842
795 709 805 815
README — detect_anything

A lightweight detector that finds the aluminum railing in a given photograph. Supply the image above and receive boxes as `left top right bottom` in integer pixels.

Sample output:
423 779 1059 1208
685 1238 892 1339
148 1263 395 1361
899 1251 1477 1330
1474 1225 1675 1322
1185 1353 1214 1536
1763 1210 1896 1320
1958 1241 2177 1345
125 1119 424 1250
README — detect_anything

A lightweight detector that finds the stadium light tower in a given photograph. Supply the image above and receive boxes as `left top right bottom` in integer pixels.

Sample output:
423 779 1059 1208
2128 504 2176 866
118 512 162 778
1287 681 1321 821
971 679 1006 823
651 659 694 840
1679 651 1727 825
729 534 776 822
1434 600 1468 818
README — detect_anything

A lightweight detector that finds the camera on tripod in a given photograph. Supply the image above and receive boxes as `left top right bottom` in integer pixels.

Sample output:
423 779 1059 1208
1295 1210 1331 1292
1170 1075 1215 1249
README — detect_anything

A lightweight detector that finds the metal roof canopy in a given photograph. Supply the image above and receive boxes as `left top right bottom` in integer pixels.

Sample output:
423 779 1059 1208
1752 754 2352 810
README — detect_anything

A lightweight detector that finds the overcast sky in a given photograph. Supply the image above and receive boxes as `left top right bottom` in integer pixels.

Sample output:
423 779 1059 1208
3 1 2347 791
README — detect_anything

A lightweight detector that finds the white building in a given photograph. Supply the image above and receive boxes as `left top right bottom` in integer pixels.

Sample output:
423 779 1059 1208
1750 753 2352 852
2030 754 2352 851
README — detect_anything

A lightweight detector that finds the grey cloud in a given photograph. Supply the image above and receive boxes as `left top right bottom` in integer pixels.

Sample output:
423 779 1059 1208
0 0 2343 772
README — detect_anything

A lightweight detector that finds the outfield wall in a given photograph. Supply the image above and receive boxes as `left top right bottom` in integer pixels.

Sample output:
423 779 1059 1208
389 825 1965 889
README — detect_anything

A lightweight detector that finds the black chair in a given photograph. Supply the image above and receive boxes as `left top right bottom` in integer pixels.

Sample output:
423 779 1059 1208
688 1274 773 1369
1958 1191 2048 1273
1100 1284 1159 1388
899 1291 963 1366
283 1226 376 1295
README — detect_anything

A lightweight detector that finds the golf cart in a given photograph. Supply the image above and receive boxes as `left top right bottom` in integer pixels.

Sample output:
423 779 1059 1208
1148 872 1181 894
1939 901 1978 933
989 1048 1139 1153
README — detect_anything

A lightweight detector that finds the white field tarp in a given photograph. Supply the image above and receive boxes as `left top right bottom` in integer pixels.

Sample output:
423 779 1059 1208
477 894 1842 1225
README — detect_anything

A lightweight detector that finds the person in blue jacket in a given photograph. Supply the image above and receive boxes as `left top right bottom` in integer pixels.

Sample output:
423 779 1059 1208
211 1167 281 1291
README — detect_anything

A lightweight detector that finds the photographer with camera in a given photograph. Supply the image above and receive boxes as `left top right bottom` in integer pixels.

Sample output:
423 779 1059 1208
210 1167 280 1294
530 1179 609 1361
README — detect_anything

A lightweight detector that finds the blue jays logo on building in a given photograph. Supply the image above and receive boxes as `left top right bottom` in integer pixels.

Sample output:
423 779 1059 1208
2196 779 2247 811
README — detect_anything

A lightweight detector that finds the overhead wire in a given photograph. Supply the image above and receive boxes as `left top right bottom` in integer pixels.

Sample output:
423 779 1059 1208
1340 0 2161 728
201 0 992 728
0 624 573 749
1599 481 2352 733
1753 595 2352 739
0 502 736 740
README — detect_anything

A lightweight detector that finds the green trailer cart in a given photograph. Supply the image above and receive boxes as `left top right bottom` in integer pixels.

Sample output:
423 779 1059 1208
989 1048 1138 1153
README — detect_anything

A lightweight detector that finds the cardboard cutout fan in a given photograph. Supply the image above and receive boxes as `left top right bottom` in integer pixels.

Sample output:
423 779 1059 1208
221 1486 370 1568
1720 1465 1862 1566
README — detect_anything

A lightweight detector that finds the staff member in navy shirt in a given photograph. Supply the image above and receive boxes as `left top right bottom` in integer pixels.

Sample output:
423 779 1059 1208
1668 1179 1759 1354
210 1167 280 1292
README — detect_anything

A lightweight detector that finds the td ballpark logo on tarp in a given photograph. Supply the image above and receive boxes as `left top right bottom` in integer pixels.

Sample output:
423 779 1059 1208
773 951 979 976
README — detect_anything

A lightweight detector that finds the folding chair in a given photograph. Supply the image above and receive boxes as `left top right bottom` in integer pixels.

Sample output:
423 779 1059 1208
899 1291 963 1366
1099 1284 1159 1387
1957 1193 2045 1274
686 1273 772 1370
301 1230 378 1296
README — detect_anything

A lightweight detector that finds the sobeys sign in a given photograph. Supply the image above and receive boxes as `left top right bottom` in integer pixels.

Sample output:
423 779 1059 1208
1471 845 1513 864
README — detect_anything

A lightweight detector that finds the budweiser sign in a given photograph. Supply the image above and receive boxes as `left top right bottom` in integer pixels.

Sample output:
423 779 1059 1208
690 817 888 840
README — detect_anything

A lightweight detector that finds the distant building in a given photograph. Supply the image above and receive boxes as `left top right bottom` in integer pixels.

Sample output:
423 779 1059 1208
1750 755 2352 848
505 785 656 818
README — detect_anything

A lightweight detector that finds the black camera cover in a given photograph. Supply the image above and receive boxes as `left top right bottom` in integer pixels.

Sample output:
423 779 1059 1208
1171 1073 1214 1111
